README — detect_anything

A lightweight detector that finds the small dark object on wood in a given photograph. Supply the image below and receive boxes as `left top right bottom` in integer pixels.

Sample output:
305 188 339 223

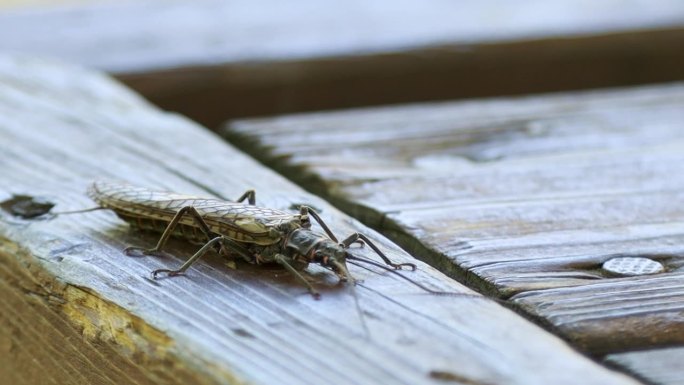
1 195 54 219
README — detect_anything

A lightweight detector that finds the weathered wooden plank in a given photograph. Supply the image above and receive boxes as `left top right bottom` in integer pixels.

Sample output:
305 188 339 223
512 274 684 354
1 1 683 126
0 241 176 385
0 56 638 384
223 83 684 359
605 347 684 385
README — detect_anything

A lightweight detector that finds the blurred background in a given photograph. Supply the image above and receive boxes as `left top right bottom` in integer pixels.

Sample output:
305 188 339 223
0 0 682 128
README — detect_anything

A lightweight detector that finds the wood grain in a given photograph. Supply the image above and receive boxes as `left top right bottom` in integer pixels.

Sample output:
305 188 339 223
0 56 639 385
512 274 684 354
605 347 684 385
1 1 683 126
223 83 684 362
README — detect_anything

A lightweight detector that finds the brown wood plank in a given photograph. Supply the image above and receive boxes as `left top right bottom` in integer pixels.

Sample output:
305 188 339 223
223 83 684 359
512 274 684 354
605 347 684 385
0 56 639 385
1 1 683 126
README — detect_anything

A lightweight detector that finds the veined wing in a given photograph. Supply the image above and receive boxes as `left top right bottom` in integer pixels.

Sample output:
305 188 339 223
88 181 298 245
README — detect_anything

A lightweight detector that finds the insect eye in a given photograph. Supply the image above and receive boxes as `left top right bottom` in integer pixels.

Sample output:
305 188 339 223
314 251 328 263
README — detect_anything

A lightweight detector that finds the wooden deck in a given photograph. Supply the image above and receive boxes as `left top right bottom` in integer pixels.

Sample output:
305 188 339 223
224 83 684 384
2 1 683 383
0 1 683 126
0 56 642 385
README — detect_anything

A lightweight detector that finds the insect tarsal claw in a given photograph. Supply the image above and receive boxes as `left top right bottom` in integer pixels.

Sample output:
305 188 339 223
404 263 418 271
123 246 146 257
151 269 182 279
391 262 417 271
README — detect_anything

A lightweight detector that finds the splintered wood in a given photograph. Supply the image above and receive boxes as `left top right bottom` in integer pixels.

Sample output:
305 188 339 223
225 83 684 383
0 56 638 385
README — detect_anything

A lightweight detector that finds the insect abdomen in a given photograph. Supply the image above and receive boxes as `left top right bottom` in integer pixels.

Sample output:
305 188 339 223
117 213 209 244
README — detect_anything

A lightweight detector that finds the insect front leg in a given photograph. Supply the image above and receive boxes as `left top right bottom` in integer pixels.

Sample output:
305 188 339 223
124 206 215 257
298 206 363 246
341 233 416 270
299 206 337 241
273 253 321 300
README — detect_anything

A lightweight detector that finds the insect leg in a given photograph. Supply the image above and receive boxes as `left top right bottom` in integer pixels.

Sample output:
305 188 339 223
152 236 222 278
299 206 364 246
234 189 256 205
274 253 321 299
124 206 215 257
299 206 338 242
152 236 254 278
341 233 416 270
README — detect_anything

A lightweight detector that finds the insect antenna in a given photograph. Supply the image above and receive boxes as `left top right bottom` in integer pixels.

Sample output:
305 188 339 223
39 206 107 220
51 206 106 215
330 260 370 338
347 255 462 296
349 280 370 339
347 255 513 307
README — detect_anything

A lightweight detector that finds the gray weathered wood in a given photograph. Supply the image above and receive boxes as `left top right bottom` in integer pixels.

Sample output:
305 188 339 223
605 347 684 385
223 83 684 361
1 1 683 126
0 56 638 385
5 0 684 73
512 274 684 354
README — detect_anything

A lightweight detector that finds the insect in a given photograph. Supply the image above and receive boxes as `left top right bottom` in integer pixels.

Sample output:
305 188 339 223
86 181 418 299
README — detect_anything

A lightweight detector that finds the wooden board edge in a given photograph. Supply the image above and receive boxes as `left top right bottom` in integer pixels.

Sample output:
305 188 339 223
0 235 243 385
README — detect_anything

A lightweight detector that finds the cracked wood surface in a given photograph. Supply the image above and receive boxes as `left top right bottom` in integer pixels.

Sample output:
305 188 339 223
0 56 639 385
1 1 683 126
224 83 684 383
